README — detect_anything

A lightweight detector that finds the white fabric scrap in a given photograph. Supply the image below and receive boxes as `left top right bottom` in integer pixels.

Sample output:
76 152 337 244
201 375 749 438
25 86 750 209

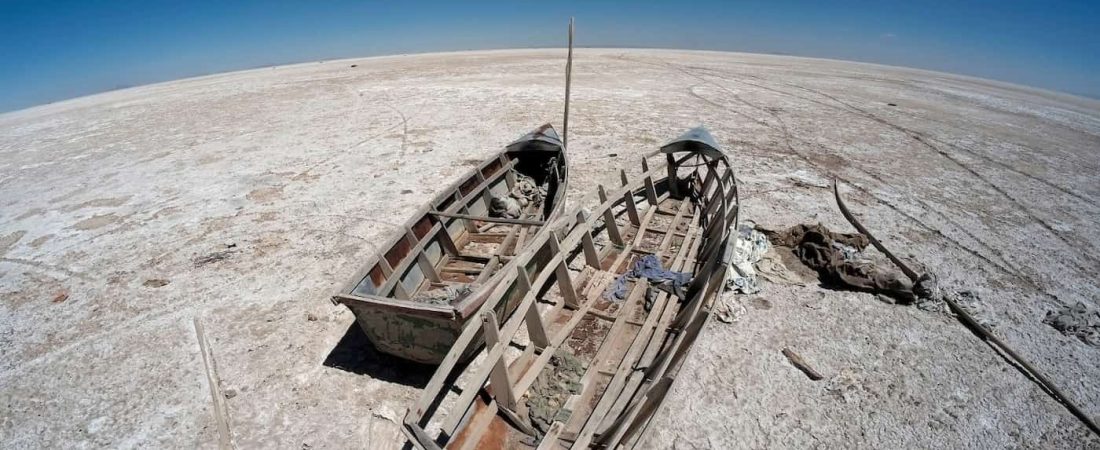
726 222 770 294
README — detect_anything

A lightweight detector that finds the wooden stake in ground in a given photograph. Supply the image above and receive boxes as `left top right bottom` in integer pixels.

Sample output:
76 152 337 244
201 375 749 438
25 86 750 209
194 317 234 449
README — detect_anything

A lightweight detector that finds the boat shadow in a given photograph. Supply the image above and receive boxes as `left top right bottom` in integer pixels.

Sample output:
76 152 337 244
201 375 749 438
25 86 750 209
322 323 434 388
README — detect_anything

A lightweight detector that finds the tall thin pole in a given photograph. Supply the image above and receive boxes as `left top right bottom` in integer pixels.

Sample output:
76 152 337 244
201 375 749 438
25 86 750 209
563 17 574 149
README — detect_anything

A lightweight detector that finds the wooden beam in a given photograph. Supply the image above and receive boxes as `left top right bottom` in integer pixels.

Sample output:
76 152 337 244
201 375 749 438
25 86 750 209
622 190 641 226
482 312 519 410
430 210 546 226
502 154 517 189
643 176 659 206
436 222 461 256
547 231 580 309
456 399 498 450
194 317 233 450
517 266 550 350
666 153 680 197
416 250 441 283
597 377 674 447
580 229 601 268
405 423 444 450
473 256 500 284
536 422 565 450
597 185 624 245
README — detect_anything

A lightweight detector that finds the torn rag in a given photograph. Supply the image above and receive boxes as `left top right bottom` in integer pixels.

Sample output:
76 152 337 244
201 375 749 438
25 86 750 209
605 255 691 301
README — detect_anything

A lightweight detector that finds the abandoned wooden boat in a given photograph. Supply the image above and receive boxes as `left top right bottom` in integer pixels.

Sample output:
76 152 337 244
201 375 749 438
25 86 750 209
404 127 738 449
332 124 569 364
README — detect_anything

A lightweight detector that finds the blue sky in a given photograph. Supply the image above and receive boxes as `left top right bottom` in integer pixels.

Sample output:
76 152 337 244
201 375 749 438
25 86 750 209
1 0 1097 112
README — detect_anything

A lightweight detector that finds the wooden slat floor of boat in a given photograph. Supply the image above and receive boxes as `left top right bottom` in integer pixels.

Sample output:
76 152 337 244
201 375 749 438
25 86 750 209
559 199 697 446
410 200 542 298
584 219 706 448
475 193 689 448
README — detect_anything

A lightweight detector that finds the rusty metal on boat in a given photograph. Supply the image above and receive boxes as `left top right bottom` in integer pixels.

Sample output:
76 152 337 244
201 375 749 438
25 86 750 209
403 127 738 449
332 124 569 364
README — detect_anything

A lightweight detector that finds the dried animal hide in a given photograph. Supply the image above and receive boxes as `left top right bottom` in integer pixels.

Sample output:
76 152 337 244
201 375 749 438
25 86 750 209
763 224 915 303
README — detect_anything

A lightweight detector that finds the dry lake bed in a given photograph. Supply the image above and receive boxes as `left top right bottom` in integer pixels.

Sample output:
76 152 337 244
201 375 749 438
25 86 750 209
1 49 1099 448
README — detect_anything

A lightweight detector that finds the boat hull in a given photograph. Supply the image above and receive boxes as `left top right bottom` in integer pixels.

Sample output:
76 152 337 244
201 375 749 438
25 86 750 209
333 124 568 365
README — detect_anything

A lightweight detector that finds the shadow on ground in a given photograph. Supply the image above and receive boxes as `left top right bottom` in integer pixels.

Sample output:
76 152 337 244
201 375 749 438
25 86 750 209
323 323 434 388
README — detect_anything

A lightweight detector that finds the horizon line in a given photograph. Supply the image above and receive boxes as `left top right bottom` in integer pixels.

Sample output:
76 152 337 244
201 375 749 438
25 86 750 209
4 46 1098 117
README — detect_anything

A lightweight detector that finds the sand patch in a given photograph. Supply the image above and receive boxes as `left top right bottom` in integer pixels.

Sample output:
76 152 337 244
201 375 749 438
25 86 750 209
0 230 27 255
29 235 52 248
247 186 284 203
71 214 121 230
61 196 130 212
15 208 45 220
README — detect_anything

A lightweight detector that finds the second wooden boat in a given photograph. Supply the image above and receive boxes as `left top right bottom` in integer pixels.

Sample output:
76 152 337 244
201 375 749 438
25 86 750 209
403 127 738 449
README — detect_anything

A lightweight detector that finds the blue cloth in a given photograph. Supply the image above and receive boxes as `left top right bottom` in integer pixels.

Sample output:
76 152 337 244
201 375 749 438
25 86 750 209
605 254 691 301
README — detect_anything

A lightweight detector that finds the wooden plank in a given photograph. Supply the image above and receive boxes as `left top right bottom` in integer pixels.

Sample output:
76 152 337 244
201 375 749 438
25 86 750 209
456 399 499 450
515 225 530 255
497 403 538 437
643 176 659 206
441 266 483 275
416 250 441 283
332 292 454 317
622 191 641 226
436 221 461 256
482 312 519 410
547 231 580 309
580 229 601 268
194 317 233 450
502 154 517 189
508 228 618 393
597 185 624 245
598 377 674 448
474 170 496 213
560 201 690 438
406 230 553 427
536 422 565 450
457 194 480 233
430 210 546 226
375 222 447 299
518 266 550 350
593 232 717 447
656 199 692 257
666 153 680 197
473 256 500 284
406 423 444 450
559 280 648 435
525 300 551 350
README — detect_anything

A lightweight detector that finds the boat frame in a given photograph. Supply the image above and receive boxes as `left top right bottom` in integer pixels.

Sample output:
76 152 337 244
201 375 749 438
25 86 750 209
404 132 738 449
